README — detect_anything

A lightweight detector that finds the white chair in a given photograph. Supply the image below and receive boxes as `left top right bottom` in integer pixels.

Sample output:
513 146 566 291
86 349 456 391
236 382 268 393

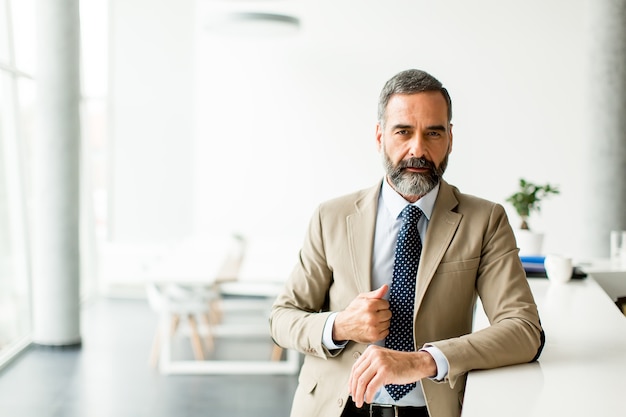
214 236 296 362
147 282 216 367
208 233 248 323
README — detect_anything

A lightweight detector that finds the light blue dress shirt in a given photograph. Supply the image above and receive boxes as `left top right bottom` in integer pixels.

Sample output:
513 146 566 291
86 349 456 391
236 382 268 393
322 179 449 406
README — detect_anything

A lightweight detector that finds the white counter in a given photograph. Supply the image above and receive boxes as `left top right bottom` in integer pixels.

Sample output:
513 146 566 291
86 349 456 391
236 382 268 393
577 258 626 301
462 274 626 417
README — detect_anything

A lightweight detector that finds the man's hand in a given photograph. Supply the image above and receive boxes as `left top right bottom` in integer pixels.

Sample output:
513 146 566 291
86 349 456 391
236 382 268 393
333 285 391 344
348 345 437 407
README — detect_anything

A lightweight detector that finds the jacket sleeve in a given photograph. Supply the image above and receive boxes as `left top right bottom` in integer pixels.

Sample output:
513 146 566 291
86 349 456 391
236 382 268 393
269 204 341 359
426 203 545 389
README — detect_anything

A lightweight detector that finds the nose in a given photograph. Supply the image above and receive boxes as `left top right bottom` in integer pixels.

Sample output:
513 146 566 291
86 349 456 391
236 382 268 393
408 135 426 158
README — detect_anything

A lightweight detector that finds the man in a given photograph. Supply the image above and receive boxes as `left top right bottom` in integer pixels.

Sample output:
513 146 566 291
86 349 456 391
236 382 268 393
269 69 544 417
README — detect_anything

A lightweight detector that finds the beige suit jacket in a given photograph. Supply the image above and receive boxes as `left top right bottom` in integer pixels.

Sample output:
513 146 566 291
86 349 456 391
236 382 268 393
269 180 544 417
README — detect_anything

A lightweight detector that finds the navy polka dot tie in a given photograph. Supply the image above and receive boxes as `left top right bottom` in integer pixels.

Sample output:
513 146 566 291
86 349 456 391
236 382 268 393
385 205 423 401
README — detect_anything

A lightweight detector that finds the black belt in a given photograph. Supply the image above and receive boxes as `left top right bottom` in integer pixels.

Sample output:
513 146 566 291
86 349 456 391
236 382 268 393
344 397 429 417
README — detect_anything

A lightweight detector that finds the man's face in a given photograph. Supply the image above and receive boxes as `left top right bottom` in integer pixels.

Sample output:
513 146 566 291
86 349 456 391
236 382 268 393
376 92 453 202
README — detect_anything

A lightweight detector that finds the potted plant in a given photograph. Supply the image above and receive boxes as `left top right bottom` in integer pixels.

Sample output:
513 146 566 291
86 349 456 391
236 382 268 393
506 178 560 255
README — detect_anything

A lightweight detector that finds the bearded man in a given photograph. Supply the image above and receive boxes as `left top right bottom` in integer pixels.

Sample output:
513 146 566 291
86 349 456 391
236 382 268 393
270 69 544 417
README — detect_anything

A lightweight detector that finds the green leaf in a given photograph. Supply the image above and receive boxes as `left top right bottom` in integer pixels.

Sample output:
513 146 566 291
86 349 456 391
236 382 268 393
505 178 560 230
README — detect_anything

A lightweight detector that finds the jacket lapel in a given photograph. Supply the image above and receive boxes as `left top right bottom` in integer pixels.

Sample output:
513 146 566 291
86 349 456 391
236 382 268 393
346 182 381 293
415 180 462 308
344 180 460 303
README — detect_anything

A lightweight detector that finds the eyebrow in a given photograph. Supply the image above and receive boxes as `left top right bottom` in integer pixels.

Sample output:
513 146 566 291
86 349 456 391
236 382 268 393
391 124 414 130
391 124 447 131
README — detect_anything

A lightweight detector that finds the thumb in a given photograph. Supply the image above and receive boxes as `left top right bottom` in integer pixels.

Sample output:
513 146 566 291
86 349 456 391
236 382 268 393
364 284 389 299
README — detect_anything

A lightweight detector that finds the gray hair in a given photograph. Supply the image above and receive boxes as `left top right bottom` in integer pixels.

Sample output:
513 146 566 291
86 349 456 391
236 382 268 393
377 69 452 126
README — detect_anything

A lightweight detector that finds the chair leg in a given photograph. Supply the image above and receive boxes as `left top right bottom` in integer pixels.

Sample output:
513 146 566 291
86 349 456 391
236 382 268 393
149 328 161 368
270 343 283 361
187 314 205 360
149 314 179 368
209 299 223 325
200 313 214 353
170 314 180 335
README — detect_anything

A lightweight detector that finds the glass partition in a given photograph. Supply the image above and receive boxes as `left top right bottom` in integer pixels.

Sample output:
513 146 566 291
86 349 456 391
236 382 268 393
0 0 34 369
1 0 107 368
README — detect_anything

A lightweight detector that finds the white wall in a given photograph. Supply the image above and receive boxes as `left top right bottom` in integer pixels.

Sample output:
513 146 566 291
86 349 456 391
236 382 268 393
110 0 593 260
109 0 195 242
193 0 589 258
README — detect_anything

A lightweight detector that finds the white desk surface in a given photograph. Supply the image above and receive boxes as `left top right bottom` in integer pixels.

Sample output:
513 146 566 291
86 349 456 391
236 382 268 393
141 238 233 285
217 238 298 298
576 258 626 300
237 238 300 282
462 274 626 417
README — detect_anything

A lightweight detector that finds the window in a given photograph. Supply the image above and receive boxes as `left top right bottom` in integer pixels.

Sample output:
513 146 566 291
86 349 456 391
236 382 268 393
0 0 107 367
0 0 34 368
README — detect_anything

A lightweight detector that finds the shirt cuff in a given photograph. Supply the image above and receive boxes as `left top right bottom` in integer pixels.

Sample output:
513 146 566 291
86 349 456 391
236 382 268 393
322 312 348 350
420 345 449 381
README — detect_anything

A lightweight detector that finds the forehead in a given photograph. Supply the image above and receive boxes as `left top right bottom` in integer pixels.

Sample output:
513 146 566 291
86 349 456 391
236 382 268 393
385 91 448 123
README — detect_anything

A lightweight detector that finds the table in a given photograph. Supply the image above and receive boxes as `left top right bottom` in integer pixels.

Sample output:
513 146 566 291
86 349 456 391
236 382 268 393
576 258 626 301
153 236 301 375
463 271 626 417
142 237 234 285
236 236 301 281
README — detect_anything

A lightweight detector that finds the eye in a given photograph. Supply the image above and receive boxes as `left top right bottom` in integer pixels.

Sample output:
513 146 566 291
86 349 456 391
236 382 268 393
395 129 410 135
427 130 442 138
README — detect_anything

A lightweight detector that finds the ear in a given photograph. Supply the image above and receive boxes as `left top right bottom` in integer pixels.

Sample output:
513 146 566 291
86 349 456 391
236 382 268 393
448 123 454 154
375 123 383 152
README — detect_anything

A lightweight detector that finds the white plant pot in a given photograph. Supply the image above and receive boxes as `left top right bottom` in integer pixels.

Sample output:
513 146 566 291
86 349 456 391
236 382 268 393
514 229 544 256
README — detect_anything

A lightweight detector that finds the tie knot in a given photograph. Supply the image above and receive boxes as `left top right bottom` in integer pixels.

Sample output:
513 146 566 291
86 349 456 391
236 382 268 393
401 205 423 224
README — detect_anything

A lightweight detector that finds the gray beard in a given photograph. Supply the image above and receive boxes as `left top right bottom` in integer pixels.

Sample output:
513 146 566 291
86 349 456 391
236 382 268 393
382 153 448 197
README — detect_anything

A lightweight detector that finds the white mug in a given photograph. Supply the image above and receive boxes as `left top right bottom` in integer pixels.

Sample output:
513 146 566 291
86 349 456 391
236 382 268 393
610 230 626 266
544 254 573 284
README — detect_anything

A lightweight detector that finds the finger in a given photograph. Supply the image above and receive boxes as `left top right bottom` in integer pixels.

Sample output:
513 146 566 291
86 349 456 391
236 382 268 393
377 327 390 340
353 362 380 408
352 370 367 408
349 353 370 406
350 349 381 407
363 284 389 300
364 369 385 404
349 356 366 402
373 299 391 316
378 306 392 321
348 351 367 387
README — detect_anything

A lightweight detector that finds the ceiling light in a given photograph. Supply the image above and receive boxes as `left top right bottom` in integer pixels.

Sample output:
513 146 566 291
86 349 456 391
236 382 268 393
205 11 301 37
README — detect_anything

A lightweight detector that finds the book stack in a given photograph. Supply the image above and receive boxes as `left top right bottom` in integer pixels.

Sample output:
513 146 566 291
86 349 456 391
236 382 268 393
520 256 587 279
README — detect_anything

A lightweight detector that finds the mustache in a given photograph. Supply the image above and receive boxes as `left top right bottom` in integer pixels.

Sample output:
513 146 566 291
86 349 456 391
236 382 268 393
398 157 436 171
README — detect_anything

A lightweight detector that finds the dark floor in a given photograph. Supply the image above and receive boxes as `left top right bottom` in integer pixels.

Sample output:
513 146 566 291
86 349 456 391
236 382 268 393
0 297 299 417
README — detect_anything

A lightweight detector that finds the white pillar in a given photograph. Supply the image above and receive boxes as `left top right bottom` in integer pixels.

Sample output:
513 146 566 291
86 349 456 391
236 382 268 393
31 0 82 345
585 0 626 257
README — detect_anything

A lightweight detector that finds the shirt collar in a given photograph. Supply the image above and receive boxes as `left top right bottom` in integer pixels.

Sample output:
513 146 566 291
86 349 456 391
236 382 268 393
381 177 440 221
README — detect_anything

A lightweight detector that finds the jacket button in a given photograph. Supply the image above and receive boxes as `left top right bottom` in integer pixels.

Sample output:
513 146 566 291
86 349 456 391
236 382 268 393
338 398 344 407
353 351 361 359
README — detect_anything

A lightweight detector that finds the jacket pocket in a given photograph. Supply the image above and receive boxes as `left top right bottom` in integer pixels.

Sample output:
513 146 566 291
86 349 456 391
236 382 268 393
435 257 480 275
298 375 318 394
